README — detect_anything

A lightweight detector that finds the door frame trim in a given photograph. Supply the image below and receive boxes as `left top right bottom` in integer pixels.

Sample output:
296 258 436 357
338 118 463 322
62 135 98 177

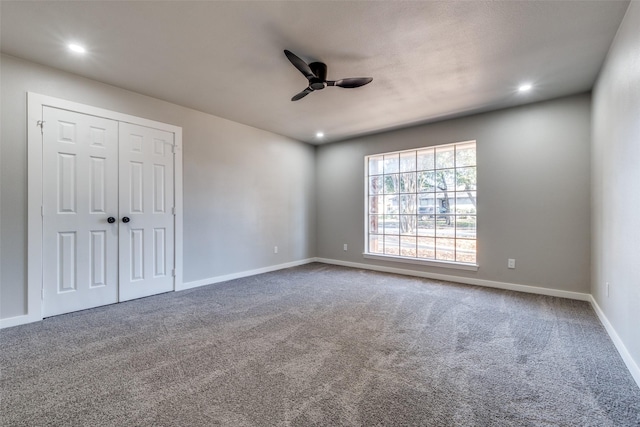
26 92 183 324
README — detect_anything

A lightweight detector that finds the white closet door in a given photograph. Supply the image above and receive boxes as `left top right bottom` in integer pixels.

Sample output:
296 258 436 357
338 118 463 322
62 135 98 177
118 122 175 301
42 107 119 317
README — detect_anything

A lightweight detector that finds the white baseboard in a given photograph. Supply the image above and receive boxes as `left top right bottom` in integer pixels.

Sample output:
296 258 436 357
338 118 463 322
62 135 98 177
0 258 317 329
177 258 317 291
315 257 591 301
315 257 639 389
589 296 640 388
0 313 39 329
4 257 638 390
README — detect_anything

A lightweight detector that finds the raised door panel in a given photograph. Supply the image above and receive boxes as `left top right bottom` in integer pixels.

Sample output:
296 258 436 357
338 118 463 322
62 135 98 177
90 231 107 287
89 157 107 213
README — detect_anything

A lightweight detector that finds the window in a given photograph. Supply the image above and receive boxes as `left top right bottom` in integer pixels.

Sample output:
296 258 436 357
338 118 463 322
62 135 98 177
365 141 477 267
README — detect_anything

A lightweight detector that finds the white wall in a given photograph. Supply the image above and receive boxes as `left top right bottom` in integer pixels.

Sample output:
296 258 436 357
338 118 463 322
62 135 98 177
316 94 592 294
591 1 640 377
0 54 316 320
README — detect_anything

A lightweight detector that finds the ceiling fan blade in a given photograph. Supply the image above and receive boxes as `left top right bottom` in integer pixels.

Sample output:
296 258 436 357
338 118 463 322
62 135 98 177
328 77 373 88
284 50 316 80
291 87 313 101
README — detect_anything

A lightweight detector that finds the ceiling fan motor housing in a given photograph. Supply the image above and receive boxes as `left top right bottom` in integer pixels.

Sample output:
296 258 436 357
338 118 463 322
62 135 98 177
309 62 328 90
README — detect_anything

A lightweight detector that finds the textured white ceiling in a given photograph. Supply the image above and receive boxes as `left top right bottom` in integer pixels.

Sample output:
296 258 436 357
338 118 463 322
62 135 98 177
0 1 630 144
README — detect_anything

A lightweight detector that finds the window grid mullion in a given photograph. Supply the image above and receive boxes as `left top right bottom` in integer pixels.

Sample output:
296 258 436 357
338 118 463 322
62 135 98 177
453 145 457 262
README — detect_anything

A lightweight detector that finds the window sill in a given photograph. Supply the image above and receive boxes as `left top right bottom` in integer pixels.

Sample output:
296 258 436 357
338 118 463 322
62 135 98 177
362 253 479 271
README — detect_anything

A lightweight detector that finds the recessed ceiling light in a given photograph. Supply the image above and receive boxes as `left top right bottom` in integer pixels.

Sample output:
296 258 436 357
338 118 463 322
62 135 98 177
518 83 533 92
68 43 86 54
316 132 325 139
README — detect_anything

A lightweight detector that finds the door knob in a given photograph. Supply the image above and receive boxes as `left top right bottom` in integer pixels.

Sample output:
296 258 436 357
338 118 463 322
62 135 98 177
122 217 130 223
107 217 116 224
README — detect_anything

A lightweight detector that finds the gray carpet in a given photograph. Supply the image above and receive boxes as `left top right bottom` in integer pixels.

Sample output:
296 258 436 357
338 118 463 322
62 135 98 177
1 263 639 426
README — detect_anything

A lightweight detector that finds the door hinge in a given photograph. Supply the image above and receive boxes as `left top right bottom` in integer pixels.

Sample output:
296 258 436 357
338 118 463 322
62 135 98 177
41 206 44 217
171 145 177 154
172 206 176 215
41 287 44 300
171 268 176 277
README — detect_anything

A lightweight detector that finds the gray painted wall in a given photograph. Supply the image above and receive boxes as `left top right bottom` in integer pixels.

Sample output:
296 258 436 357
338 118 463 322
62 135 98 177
592 2 640 373
316 94 592 293
0 54 316 320
2 27 637 382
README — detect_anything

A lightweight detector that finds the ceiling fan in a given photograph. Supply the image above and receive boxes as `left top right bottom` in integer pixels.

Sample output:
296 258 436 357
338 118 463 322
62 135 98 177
284 50 373 101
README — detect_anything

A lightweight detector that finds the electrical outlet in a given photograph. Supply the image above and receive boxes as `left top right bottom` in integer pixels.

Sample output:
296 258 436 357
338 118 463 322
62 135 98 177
606 282 610 297
508 258 516 269
274 246 278 254
343 244 348 251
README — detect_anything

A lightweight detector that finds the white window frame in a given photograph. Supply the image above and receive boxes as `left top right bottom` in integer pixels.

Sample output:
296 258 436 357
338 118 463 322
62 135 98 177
363 140 478 272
